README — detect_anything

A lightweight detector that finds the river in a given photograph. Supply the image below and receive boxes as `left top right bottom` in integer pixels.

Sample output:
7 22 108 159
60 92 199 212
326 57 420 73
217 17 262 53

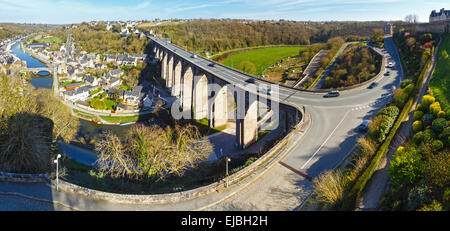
10 41 53 89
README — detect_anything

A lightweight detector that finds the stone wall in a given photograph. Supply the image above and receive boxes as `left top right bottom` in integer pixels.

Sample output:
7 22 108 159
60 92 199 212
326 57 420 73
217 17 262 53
55 105 308 205
417 22 449 33
0 171 50 183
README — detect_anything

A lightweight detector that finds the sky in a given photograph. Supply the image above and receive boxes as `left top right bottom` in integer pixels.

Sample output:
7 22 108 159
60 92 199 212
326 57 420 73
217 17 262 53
0 0 449 24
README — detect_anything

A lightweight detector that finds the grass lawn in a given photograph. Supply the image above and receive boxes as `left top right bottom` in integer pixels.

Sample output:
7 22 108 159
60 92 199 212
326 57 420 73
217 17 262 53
430 33 450 110
28 36 63 44
104 99 117 110
195 118 227 136
99 114 154 124
222 46 307 76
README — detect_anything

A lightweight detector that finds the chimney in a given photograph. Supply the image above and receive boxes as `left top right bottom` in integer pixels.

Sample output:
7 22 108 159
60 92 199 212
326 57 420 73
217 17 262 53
441 8 445 13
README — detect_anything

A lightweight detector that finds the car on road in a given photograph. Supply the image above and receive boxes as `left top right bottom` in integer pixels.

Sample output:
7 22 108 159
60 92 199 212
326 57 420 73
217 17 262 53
368 82 379 89
358 120 370 132
208 62 216 67
245 78 256 84
259 86 271 95
324 90 340 98
191 54 197 58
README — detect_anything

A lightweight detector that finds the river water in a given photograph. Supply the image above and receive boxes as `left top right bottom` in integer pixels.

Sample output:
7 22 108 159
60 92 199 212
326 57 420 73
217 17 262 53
10 41 53 89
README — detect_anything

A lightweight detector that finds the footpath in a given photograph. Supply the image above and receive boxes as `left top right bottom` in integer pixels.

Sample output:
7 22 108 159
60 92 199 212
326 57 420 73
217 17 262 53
355 36 441 211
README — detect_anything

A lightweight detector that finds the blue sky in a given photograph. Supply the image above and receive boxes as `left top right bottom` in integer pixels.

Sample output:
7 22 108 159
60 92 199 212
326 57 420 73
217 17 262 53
0 0 448 24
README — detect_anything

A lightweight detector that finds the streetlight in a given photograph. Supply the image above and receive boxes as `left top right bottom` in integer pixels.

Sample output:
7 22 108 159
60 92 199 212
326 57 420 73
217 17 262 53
225 156 231 188
53 154 62 191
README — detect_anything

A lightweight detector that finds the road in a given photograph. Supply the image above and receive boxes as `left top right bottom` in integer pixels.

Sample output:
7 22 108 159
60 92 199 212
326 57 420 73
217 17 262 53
1 36 403 210
150 35 402 210
204 36 402 210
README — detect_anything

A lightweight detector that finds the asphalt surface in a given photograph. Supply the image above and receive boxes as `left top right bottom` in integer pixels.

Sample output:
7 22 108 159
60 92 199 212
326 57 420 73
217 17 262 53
0 36 403 210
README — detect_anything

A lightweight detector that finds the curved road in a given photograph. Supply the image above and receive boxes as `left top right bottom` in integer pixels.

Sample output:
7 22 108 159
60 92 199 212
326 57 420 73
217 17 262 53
0 36 403 210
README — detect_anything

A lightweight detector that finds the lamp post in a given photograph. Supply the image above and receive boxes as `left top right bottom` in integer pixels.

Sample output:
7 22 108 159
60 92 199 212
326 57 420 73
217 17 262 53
225 157 231 188
53 154 61 191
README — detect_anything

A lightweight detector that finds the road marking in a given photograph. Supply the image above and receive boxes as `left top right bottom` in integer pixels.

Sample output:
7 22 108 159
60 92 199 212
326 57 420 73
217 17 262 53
301 110 350 169
279 161 313 181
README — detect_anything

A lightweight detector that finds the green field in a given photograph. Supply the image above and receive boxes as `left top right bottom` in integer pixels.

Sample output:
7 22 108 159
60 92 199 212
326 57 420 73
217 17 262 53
28 36 63 44
430 33 450 110
222 46 306 76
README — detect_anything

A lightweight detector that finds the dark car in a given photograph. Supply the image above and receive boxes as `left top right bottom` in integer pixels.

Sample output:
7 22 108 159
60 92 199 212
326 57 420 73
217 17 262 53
208 62 216 67
384 71 391 76
245 78 256 84
358 120 370 132
324 90 340 98
368 82 379 89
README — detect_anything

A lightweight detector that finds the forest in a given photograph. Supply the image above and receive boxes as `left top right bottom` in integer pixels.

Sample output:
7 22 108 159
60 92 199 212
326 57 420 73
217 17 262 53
0 23 52 40
146 19 386 54
48 23 148 54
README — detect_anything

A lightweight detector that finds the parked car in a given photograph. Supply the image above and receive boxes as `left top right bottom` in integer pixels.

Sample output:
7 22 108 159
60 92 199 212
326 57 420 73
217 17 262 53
385 71 391 76
368 82 379 89
387 62 393 68
245 78 256 84
358 120 370 132
324 90 340 98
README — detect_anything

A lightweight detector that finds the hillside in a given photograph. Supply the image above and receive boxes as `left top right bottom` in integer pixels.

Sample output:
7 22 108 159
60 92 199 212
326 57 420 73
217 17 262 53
430 33 450 110
147 19 385 54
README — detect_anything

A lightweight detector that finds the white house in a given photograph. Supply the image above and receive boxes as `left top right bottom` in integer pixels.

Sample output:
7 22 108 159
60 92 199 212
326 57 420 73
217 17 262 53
62 85 93 102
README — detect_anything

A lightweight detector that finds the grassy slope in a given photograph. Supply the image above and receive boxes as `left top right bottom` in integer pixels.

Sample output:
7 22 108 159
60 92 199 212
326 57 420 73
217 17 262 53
430 33 450 110
222 46 306 76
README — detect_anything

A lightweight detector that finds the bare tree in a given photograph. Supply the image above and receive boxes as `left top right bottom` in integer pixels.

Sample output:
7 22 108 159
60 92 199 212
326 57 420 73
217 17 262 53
404 14 418 24
34 88 80 142
95 124 212 180
95 130 137 178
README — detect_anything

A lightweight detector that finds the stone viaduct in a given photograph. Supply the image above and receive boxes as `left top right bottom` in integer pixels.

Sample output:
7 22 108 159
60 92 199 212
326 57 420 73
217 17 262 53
149 37 302 149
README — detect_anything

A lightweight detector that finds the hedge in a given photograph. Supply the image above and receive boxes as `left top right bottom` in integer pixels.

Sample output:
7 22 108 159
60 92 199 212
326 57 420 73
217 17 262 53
342 97 414 209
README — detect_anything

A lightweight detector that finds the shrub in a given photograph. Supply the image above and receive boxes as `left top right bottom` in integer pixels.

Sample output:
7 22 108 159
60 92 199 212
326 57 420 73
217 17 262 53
417 200 443 211
429 102 442 116
444 188 450 209
387 145 424 186
357 137 377 157
413 131 424 144
400 78 413 89
422 129 436 143
393 88 407 107
424 150 450 187
442 127 450 139
422 114 435 127
421 95 435 109
431 118 447 133
412 120 423 132
431 140 444 152
446 109 450 120
413 111 424 121
313 170 346 207
437 110 446 118
416 104 425 112
407 184 432 210
403 83 415 96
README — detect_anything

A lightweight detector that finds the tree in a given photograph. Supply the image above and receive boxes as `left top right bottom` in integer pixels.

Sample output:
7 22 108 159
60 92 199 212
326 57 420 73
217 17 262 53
404 14 418 24
95 124 212 180
387 145 424 186
34 89 80 142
